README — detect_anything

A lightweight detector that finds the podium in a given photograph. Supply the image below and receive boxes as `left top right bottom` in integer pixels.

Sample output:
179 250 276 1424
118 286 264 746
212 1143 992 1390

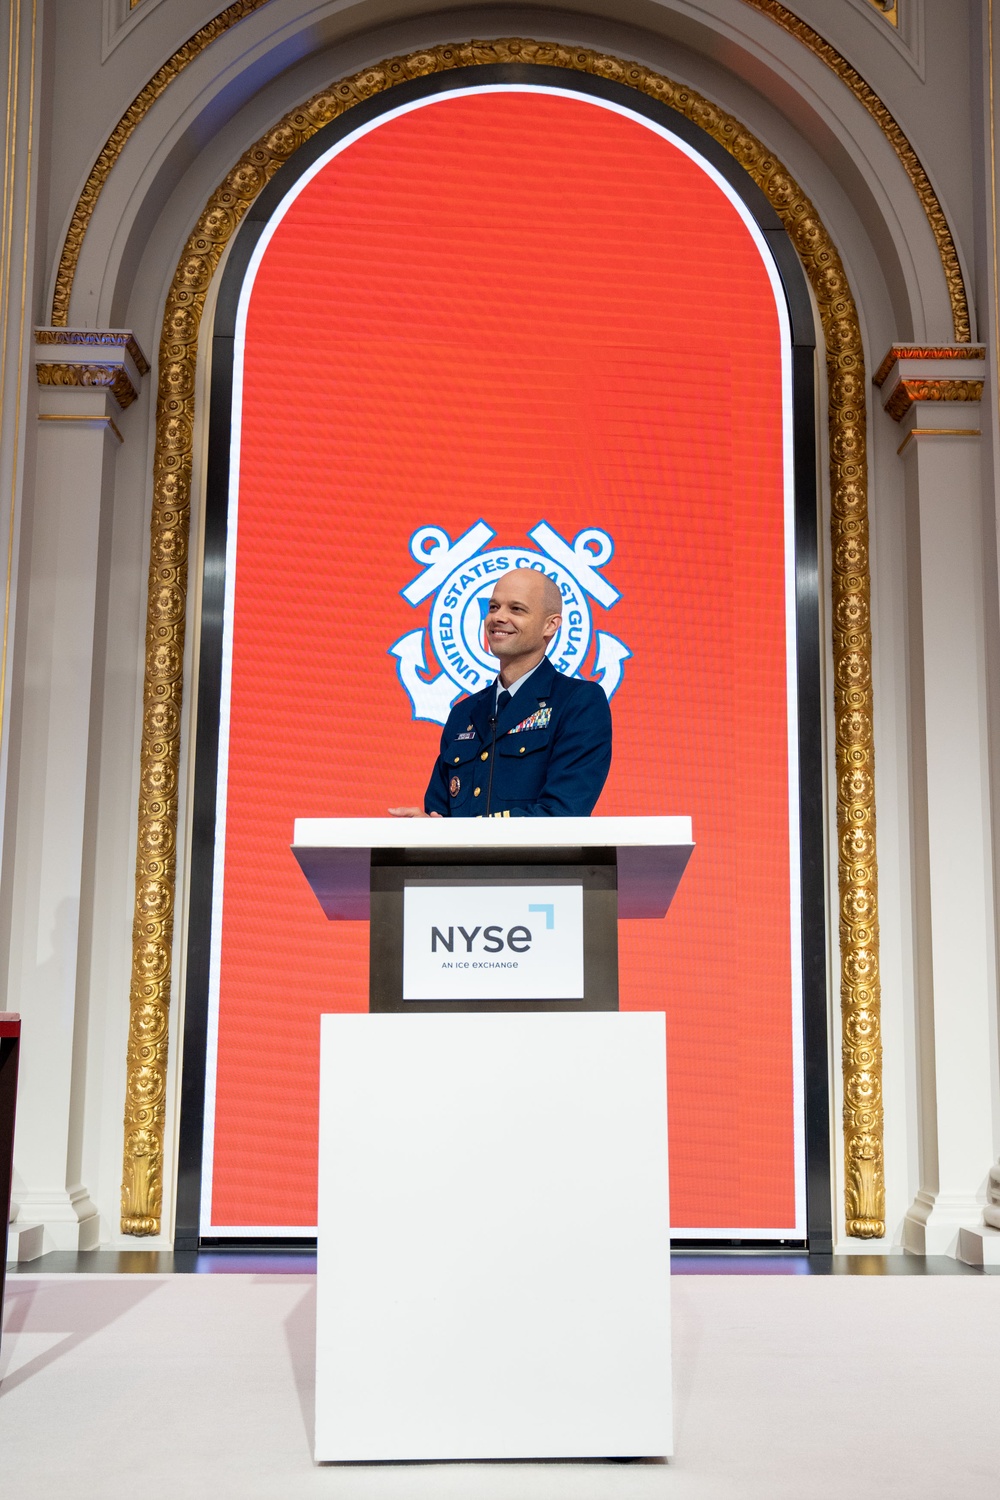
293 817 693 1462
293 815 693 1011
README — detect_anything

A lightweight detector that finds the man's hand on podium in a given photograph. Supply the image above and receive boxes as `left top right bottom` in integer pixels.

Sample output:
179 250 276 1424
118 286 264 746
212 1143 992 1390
388 807 443 818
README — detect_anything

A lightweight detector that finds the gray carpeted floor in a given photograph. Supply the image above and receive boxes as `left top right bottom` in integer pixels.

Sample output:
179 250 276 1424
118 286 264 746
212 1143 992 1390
2 1271 998 1497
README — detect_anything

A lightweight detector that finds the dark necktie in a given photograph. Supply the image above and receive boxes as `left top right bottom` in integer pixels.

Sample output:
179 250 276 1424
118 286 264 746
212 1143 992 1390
496 688 511 719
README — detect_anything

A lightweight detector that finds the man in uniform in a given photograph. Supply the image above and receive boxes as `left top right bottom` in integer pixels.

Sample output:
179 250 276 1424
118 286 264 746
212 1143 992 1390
390 566 612 818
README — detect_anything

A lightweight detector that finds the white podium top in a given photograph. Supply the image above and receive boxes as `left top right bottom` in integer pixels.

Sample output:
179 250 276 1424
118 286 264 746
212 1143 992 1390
292 815 694 920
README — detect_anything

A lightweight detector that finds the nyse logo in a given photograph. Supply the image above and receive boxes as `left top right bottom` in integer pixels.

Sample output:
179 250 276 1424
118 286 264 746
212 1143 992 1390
402 886 581 1000
431 923 534 957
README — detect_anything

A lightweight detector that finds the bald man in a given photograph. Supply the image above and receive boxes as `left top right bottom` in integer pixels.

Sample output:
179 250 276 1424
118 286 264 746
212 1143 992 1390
390 567 612 818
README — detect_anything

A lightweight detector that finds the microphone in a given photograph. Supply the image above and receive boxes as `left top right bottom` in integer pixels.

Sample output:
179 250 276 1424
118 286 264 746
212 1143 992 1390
485 709 499 816
485 686 510 817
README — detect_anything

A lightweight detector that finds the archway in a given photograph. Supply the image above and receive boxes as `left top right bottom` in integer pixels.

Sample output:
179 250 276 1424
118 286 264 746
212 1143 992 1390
169 65 830 1248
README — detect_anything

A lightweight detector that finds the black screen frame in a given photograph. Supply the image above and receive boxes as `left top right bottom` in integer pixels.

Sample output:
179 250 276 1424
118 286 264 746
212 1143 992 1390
175 64 831 1254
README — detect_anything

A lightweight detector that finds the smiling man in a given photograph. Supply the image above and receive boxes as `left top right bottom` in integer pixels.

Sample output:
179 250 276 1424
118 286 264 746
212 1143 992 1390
390 567 613 818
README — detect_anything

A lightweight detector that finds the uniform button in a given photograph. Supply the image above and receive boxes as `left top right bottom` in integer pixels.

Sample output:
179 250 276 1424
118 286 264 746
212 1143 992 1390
454 756 460 763
480 751 489 761
473 787 481 797
519 746 526 754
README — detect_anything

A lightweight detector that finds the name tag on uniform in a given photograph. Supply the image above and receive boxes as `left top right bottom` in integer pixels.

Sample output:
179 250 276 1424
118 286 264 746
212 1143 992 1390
455 724 477 740
508 707 552 735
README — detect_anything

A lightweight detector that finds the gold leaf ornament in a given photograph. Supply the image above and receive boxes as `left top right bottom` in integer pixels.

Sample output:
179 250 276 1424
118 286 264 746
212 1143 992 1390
121 40 885 1241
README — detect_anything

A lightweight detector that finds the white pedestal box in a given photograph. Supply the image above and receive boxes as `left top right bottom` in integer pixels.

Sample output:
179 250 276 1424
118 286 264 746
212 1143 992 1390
315 1012 672 1462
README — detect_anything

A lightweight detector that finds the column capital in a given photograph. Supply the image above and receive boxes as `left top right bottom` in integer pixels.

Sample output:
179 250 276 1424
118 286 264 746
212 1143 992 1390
34 327 150 411
873 343 986 422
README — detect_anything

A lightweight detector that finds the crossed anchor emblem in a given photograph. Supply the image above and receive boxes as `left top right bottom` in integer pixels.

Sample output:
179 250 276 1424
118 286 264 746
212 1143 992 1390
389 519 631 725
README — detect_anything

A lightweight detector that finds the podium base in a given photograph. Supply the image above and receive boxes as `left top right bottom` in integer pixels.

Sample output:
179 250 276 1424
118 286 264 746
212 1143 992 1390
315 1012 672 1461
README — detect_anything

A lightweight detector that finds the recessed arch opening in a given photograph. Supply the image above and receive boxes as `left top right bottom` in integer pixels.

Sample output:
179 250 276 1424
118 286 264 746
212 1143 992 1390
172 66 830 1250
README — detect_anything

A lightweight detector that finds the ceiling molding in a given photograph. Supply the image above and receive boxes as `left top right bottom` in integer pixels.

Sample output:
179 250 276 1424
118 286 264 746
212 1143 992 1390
51 0 967 340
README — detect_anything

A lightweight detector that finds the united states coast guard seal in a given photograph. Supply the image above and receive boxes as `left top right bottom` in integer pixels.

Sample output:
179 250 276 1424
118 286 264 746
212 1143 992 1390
389 519 631 725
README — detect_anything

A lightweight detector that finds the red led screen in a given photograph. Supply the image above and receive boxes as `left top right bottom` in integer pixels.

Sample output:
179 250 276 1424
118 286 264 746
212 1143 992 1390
204 87 803 1235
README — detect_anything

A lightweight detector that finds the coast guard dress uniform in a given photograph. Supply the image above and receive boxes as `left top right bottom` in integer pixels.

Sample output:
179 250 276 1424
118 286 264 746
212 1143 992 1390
424 657 612 817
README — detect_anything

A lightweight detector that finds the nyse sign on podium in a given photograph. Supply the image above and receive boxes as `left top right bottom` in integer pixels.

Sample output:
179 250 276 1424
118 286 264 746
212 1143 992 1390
402 885 584 1001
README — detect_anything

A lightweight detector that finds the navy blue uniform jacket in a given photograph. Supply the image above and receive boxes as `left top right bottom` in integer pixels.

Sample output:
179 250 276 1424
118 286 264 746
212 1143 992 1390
424 658 612 817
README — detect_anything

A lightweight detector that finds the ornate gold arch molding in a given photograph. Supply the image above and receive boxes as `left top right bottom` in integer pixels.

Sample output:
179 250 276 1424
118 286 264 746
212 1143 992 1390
51 1 969 342
121 39 884 1240
741 0 966 341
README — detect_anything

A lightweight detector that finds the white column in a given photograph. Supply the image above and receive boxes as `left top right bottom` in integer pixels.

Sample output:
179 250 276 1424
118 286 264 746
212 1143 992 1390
0 0 43 1254
876 351 1000 1255
0 1 41 865
957 5 1000 1267
0 0 39 804
4 332 146 1252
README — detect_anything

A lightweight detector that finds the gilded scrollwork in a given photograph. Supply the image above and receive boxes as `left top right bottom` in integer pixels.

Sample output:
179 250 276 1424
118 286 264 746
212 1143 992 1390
36 360 139 409
122 39 884 1240
53 5 969 347
742 1 967 342
882 377 984 422
872 344 985 386
51 0 278 326
864 0 899 26
35 327 151 373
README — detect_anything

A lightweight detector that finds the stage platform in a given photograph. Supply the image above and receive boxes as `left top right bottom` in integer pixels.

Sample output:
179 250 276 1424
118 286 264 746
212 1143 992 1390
7 1247 999 1276
2 1259 998 1498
